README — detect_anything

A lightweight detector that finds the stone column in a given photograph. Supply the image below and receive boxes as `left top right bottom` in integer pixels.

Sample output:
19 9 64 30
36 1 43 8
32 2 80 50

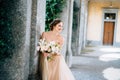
60 1 69 58
61 0 74 67
72 0 81 56
0 0 31 80
29 0 46 79
78 0 89 55
83 0 89 48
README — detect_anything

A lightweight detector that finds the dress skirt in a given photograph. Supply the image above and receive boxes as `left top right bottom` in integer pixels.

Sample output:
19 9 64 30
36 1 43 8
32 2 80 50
39 53 75 80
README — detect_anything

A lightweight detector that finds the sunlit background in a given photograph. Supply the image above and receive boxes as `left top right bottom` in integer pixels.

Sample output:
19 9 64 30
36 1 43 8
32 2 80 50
103 67 120 80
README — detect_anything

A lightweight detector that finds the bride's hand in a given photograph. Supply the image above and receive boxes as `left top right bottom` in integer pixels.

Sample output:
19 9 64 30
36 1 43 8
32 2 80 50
53 53 60 56
43 53 49 57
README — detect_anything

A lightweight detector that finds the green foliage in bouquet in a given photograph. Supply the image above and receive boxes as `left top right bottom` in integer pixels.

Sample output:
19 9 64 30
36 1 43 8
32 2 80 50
45 0 66 31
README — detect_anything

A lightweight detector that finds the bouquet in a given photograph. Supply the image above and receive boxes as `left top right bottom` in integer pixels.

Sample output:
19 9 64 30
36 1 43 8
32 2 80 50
37 38 61 60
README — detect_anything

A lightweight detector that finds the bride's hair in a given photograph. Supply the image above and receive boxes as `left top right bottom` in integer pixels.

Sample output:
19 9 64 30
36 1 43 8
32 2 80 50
50 19 62 30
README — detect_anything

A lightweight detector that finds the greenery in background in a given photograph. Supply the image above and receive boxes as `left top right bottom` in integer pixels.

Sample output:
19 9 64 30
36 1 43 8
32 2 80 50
0 0 15 60
45 0 66 31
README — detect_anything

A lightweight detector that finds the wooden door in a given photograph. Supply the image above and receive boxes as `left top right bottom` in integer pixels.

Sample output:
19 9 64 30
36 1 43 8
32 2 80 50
103 22 115 45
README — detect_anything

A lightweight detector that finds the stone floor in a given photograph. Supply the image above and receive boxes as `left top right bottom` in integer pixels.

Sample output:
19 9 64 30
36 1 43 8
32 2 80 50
71 46 120 80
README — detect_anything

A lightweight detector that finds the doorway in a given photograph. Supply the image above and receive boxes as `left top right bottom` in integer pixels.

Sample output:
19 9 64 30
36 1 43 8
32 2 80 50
103 22 115 45
102 9 118 46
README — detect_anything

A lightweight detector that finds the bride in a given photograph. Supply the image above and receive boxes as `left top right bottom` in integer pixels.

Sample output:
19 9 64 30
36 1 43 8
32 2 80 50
38 19 75 80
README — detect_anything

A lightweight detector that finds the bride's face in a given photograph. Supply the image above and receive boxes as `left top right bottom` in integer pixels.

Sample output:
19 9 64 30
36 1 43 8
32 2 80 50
54 22 63 33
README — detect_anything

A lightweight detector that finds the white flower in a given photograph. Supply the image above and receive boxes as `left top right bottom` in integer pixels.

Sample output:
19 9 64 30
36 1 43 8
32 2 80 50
37 39 61 54
51 46 56 53
37 46 40 51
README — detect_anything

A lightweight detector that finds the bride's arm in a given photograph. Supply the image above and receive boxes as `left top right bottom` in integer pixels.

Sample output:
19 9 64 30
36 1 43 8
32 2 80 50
59 35 64 47
40 32 46 39
54 36 64 56
39 32 49 57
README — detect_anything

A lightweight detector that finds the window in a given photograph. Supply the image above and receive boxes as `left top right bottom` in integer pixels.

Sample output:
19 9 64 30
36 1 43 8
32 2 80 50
104 13 116 20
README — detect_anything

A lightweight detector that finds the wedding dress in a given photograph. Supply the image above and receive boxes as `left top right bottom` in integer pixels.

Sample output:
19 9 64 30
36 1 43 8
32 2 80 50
39 41 75 80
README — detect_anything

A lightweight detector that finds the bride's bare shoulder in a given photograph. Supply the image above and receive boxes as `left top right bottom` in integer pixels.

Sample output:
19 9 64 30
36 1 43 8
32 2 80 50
42 31 51 35
42 31 51 36
41 31 51 38
41 31 47 38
